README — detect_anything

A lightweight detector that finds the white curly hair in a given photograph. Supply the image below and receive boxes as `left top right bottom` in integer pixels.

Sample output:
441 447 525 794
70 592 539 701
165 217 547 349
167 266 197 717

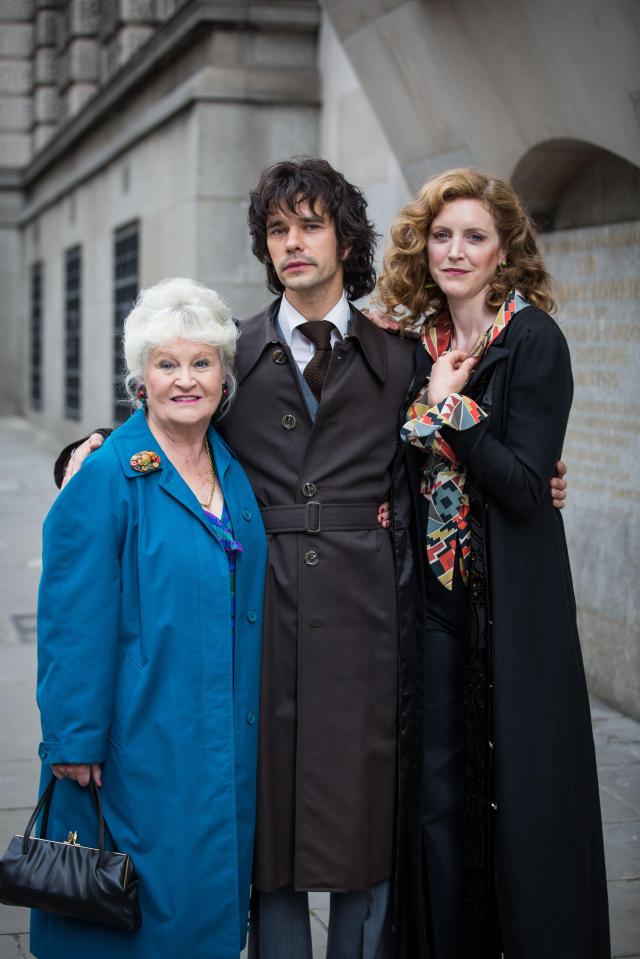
123 277 238 418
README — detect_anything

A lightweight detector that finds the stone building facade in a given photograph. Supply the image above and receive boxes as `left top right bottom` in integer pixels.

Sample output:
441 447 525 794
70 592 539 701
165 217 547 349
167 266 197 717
0 0 638 716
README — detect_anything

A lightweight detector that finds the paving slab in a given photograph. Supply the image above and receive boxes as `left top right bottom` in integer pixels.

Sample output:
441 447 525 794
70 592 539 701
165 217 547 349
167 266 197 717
0 934 28 959
610 879 640 958
601 787 639 824
604 822 640 882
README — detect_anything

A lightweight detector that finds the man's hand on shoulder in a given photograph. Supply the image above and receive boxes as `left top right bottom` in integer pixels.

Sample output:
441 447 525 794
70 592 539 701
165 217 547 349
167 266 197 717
360 306 401 333
62 432 106 487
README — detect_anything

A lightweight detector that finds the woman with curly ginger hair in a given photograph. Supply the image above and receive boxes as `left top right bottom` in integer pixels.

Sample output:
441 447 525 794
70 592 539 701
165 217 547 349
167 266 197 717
377 169 610 958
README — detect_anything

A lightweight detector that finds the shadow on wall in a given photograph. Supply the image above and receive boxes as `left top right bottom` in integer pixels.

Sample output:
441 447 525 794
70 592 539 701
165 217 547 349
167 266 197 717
512 139 640 232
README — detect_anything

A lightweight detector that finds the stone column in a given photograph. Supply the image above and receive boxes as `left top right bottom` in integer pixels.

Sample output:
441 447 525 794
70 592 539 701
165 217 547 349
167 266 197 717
0 0 34 168
98 0 157 85
33 0 62 153
57 0 100 121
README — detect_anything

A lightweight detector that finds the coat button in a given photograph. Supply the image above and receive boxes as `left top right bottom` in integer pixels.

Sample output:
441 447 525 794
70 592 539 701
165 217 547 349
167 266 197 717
38 744 48 760
242 508 252 521
247 711 256 725
272 349 287 365
304 550 319 566
302 482 317 498
281 414 296 430
247 609 257 623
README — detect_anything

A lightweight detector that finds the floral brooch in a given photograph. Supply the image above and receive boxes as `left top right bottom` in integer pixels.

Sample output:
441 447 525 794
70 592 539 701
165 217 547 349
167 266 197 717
130 450 161 473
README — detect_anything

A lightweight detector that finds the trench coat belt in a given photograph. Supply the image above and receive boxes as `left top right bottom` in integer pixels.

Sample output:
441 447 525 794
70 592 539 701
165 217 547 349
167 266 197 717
260 502 381 535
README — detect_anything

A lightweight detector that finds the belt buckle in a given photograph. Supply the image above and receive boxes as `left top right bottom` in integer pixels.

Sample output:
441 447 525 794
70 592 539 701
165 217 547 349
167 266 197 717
305 501 322 534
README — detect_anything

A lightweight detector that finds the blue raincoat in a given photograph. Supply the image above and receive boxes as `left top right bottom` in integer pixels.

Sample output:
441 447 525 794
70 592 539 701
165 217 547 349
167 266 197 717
31 410 267 959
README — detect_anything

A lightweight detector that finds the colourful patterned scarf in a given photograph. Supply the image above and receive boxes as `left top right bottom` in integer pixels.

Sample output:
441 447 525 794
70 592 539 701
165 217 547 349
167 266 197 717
402 290 528 589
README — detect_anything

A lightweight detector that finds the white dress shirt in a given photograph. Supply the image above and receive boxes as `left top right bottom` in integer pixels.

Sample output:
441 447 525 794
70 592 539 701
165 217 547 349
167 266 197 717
278 292 351 375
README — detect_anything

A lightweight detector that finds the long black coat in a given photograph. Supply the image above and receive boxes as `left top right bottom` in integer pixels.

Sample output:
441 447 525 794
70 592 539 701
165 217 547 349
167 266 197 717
400 306 610 957
219 300 424 922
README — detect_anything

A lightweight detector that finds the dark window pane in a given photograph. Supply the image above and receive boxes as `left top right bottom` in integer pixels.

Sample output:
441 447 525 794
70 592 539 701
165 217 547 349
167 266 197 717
30 264 43 410
113 221 139 423
64 246 82 420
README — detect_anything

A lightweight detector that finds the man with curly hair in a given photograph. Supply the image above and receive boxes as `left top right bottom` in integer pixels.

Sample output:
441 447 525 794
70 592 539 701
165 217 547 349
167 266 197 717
234 158 422 958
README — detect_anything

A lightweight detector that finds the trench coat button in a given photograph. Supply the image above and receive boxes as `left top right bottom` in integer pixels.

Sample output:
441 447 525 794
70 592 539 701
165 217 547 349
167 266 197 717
272 349 287 365
302 482 317 498
247 711 256 725
247 609 257 623
242 508 252 521
281 414 296 430
304 550 320 566
38 744 48 760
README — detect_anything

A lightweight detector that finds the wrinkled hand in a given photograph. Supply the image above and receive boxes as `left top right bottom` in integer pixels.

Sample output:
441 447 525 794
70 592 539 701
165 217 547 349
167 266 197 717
62 432 105 487
377 500 391 529
51 763 102 788
551 459 567 510
427 351 477 406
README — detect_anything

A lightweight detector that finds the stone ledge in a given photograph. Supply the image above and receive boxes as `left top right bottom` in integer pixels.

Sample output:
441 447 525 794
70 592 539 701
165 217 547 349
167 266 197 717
24 0 319 184
18 62 319 223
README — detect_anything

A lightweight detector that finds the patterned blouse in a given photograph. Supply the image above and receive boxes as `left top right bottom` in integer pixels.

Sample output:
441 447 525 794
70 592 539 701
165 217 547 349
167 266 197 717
401 290 528 590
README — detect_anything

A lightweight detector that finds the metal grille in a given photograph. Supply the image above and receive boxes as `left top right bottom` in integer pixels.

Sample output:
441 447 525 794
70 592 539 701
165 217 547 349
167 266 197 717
30 263 43 410
64 246 82 420
113 222 139 422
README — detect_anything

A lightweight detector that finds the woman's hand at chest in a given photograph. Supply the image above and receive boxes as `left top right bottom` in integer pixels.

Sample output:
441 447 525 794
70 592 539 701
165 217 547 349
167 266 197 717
427 350 477 406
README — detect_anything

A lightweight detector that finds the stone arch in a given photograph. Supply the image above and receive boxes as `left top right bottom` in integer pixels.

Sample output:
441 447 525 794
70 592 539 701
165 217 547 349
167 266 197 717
511 139 640 231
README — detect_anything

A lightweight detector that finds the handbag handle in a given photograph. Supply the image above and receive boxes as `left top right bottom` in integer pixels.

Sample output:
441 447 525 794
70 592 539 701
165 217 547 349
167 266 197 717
22 775 119 866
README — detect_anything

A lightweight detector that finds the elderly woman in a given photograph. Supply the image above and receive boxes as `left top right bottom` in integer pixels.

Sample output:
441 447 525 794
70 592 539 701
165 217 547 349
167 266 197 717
32 278 267 959
376 170 610 958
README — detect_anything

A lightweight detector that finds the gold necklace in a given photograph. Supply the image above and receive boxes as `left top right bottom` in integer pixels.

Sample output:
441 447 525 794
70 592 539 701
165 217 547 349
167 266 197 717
199 439 216 509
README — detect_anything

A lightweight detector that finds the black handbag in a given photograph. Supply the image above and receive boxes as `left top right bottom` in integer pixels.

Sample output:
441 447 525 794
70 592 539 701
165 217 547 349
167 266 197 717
0 774 141 931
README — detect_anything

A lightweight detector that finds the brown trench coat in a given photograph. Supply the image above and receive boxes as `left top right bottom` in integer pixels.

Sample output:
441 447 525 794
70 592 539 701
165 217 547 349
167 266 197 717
219 299 417 893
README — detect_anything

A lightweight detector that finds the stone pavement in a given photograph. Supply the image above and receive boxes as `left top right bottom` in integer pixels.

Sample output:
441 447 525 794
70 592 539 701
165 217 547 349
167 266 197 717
0 416 638 958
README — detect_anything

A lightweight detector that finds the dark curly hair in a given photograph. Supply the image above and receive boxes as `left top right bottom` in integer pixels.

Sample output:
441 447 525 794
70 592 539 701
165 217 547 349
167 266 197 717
247 157 378 301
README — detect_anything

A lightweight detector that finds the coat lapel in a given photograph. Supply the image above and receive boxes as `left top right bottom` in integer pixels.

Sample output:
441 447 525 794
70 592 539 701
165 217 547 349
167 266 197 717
466 345 509 390
235 299 282 384
110 408 237 541
347 306 387 381
159 429 236 538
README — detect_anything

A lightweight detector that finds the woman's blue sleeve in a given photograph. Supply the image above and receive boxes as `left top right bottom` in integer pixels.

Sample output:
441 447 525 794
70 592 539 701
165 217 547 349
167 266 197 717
36 449 125 766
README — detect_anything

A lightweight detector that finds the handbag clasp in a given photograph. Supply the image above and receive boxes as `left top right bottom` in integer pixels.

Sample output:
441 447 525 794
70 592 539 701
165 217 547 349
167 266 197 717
66 831 78 845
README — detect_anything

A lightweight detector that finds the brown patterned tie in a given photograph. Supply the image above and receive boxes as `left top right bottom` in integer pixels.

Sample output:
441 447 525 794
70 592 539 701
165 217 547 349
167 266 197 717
298 320 334 401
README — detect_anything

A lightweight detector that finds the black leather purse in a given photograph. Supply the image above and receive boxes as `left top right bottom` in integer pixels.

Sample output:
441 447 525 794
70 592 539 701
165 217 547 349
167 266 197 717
0 775 141 931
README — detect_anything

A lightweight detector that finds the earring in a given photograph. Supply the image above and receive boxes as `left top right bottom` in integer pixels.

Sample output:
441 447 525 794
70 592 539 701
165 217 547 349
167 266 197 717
497 260 508 272
137 384 147 402
425 279 437 290
221 383 229 398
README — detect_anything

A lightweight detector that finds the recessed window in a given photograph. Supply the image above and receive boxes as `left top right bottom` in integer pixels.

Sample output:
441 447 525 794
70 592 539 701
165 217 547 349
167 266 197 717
30 263 43 411
113 221 140 423
64 246 82 421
